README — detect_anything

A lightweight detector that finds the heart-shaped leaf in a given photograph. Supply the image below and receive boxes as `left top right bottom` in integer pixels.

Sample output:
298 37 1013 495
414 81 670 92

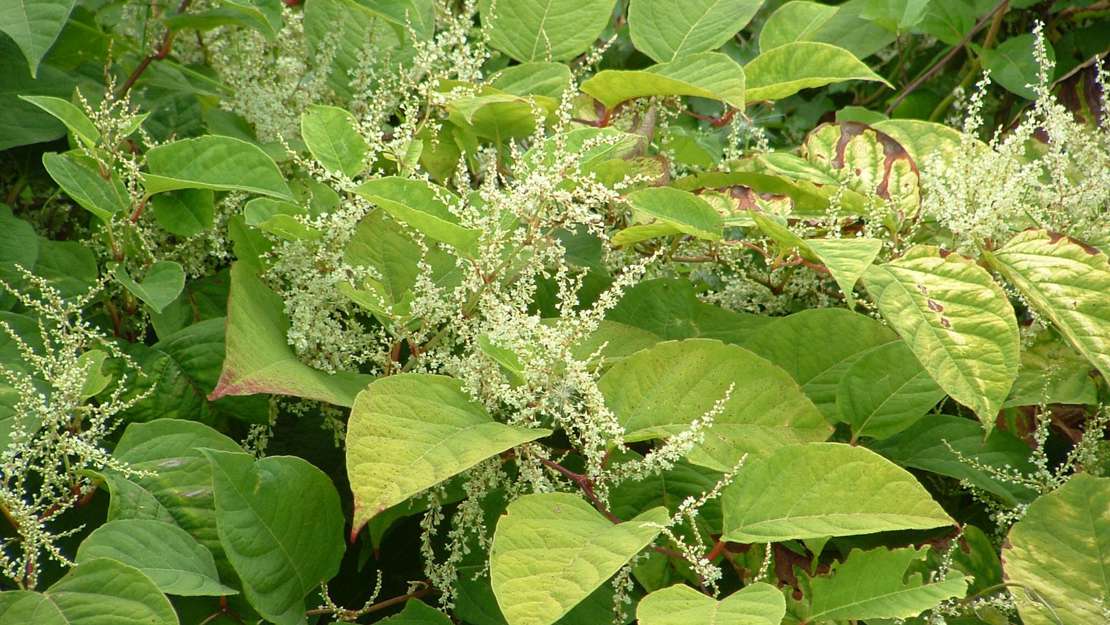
204 450 345 625
599 339 831 471
490 493 668 625
637 582 786 625
347 373 551 534
114 260 186 314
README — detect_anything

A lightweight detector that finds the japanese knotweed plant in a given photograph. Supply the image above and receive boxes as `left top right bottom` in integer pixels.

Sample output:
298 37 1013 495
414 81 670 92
1 1 1109 625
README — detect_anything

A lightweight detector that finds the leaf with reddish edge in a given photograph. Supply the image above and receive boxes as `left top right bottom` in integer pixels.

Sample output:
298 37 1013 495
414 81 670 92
208 262 372 407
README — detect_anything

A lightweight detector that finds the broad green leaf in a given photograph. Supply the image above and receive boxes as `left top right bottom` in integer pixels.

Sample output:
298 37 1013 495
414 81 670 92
18 95 98 144
304 0 405 99
803 0 897 58
0 559 178 625
364 0 436 40
353 176 478 256
42 151 129 223
1003 474 1110 625
863 246 1020 429
608 278 771 344
76 349 111 399
759 1 839 51
490 493 668 625
804 547 968 621
151 189 215 237
114 260 186 314
805 237 883 308
76 519 236 597
721 443 953 542
204 450 345 625
567 319 660 368
918 0 991 45
628 0 764 62
636 582 785 625
0 37 75 150
1005 334 1099 408
0 0 75 76
869 414 1037 505
744 42 890 102
144 136 293 200
617 187 723 245
342 209 462 323
983 230 1110 384
300 105 368 177
738 308 897 419
479 0 617 62
609 459 724 529
981 34 1051 100
859 0 930 31
378 600 453 624
445 89 556 141
581 52 745 110
599 339 831 471
103 419 244 577
209 263 373 406
346 373 550 532
491 62 572 99
838 341 945 441
164 0 283 39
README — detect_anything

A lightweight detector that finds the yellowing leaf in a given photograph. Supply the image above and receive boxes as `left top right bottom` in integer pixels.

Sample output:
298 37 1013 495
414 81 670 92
984 229 1110 383
863 246 1019 430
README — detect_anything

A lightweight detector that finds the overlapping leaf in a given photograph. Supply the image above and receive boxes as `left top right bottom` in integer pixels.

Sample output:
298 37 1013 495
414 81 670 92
490 493 668 625
347 373 550 533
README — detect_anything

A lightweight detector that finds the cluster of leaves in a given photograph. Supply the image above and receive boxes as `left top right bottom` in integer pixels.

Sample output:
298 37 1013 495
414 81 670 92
0 1 1108 625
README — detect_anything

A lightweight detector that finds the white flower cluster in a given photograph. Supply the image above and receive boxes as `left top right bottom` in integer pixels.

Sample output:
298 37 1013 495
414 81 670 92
921 23 1109 253
0 273 147 588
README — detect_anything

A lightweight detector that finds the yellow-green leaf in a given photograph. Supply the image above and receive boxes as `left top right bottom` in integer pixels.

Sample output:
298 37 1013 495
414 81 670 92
347 374 550 532
863 246 1019 430
744 42 890 102
490 493 668 625
984 229 1110 383
721 443 953 542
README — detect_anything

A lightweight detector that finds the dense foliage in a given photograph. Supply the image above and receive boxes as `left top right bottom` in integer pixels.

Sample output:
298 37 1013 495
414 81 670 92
0 0 1108 624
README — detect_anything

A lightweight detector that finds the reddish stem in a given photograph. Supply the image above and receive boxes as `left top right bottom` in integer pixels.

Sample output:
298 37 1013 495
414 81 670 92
118 0 194 96
539 458 622 524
